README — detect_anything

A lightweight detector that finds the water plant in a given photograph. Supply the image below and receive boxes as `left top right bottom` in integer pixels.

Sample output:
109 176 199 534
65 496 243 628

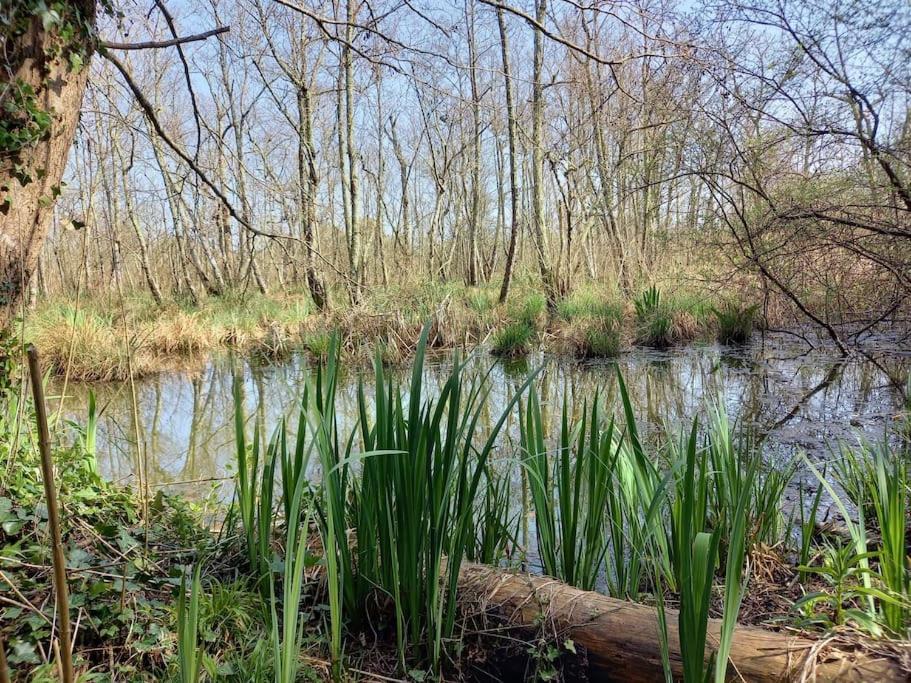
797 478 825 585
704 406 792 549
269 466 314 683
491 320 535 357
176 566 203 683
713 302 759 344
520 389 617 591
313 326 534 672
576 317 622 358
634 286 673 348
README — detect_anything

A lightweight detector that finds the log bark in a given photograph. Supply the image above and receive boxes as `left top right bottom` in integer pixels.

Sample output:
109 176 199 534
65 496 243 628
457 563 909 683
0 1 96 328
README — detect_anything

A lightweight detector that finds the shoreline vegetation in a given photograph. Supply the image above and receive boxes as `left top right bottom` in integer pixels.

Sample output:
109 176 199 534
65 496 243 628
2 330 910 681
22 280 778 382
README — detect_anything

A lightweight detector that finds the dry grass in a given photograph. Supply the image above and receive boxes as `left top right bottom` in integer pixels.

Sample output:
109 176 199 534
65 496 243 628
24 282 747 379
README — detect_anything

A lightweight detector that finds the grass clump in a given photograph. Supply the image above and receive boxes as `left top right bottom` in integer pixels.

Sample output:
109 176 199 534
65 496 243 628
313 326 531 673
713 302 759 344
302 331 333 359
634 286 674 348
521 388 617 590
556 286 621 321
491 321 535 357
575 316 622 358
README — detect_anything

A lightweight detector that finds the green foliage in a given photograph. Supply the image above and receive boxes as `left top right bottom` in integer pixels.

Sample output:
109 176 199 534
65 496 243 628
634 286 674 348
313 326 532 673
794 543 903 633
491 321 535 357
466 464 518 565
712 303 759 344
0 80 51 156
177 567 203 683
704 406 792 550
508 291 546 326
797 479 825 585
521 389 617 591
578 318 622 358
1 392 213 679
556 289 621 321
826 441 909 635
302 331 332 359
669 423 720 683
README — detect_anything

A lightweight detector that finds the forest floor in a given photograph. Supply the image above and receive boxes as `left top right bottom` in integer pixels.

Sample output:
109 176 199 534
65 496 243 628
20 278 753 381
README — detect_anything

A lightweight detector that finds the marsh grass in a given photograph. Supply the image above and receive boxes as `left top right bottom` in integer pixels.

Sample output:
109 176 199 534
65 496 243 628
713 302 760 344
314 326 534 672
578 318 622 358
521 389 616 590
490 321 535 357
634 286 674 348
176 566 203 683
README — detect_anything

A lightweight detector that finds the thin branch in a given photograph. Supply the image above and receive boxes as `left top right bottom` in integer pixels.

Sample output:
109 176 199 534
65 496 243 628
101 50 292 244
100 26 229 50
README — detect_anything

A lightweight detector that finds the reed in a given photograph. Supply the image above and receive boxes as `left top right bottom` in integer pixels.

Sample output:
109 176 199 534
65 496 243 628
712 302 759 344
520 389 616 590
176 566 203 683
313 326 533 672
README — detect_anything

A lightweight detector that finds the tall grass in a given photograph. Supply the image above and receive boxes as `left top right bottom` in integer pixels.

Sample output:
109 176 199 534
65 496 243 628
634 286 673 348
490 321 535 357
232 379 277 596
313 326 534 672
269 468 314 683
610 373 674 596
704 406 792 549
670 422 720 683
176 566 203 683
827 441 909 635
521 390 616 590
712 302 759 344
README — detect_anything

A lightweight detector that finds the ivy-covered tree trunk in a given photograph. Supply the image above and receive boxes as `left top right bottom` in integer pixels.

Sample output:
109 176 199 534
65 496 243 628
0 0 96 329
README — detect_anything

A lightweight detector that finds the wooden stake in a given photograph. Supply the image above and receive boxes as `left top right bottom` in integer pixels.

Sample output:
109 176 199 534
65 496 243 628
27 346 74 683
0 634 10 683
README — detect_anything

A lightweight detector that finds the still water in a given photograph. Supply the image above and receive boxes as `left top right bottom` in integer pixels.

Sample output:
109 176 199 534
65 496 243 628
53 332 909 505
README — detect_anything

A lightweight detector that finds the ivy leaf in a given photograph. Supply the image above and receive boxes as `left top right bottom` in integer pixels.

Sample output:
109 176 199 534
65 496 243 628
69 51 84 74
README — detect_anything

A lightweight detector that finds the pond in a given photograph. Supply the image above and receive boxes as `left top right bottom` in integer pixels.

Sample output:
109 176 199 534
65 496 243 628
52 331 909 509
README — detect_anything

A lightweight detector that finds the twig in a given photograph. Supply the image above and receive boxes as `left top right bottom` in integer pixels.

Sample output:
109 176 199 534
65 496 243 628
27 346 74 683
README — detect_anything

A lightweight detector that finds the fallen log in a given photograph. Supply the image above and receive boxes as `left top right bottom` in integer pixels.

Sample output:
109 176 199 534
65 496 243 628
457 563 910 682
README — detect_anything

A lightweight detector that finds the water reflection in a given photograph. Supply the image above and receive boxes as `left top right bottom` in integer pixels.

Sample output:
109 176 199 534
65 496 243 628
53 333 909 500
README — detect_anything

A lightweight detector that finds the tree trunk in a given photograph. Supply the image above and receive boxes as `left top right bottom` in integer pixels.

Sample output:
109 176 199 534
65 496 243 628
458 563 907 683
0 1 97 328
297 82 327 309
530 0 556 310
497 7 520 304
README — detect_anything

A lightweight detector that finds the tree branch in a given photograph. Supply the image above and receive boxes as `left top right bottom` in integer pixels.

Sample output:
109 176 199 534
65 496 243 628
100 26 229 51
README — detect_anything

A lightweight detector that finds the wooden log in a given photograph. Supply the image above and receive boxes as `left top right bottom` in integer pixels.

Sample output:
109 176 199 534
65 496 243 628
457 563 909 682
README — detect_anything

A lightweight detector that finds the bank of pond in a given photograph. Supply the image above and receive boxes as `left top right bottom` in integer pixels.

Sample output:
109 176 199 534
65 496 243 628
1 329 910 681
